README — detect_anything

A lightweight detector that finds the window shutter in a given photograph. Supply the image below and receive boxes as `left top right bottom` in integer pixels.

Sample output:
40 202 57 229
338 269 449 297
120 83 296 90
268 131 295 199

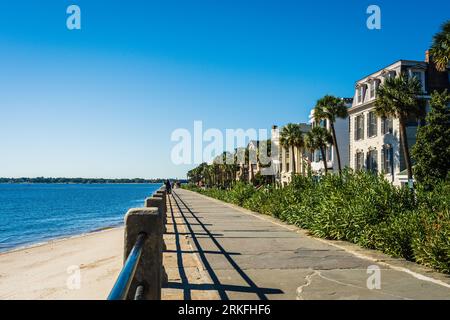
389 148 394 175
381 148 385 172
365 152 369 171
374 116 378 137
381 117 385 135
374 150 378 172
354 117 358 140
362 116 365 140
367 114 370 137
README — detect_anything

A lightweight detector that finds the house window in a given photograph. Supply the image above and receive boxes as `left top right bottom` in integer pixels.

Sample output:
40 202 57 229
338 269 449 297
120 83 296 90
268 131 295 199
354 114 365 140
326 147 332 162
411 71 424 91
387 71 396 79
367 111 378 138
381 145 393 175
366 149 378 173
381 117 393 135
357 86 365 103
285 149 290 172
315 150 321 163
369 81 378 99
355 151 364 171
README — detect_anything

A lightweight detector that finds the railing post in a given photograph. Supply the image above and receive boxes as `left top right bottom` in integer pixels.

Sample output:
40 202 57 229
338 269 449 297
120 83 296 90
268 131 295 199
154 191 167 226
124 208 162 300
145 195 168 286
145 197 166 232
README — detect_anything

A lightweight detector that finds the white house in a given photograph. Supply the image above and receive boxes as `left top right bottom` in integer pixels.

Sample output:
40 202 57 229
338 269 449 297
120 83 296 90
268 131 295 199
271 123 311 186
348 51 450 186
308 98 352 174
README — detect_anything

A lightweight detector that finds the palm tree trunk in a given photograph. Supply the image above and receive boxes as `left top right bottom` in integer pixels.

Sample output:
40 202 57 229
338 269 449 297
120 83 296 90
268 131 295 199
250 164 254 184
330 123 341 174
320 146 328 174
399 118 413 182
291 146 296 174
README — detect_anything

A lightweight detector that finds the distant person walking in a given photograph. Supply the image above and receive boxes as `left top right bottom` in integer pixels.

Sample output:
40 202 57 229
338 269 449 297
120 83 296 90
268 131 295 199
165 179 172 194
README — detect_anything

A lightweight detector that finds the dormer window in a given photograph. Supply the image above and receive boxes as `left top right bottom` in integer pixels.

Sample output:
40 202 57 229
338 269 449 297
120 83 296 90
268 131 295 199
387 71 396 79
357 85 365 104
409 70 425 93
381 70 396 83
369 80 379 99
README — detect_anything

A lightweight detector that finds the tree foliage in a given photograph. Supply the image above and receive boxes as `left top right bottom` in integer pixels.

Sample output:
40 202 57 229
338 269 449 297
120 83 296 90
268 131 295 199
430 20 450 72
314 95 348 173
375 74 425 181
412 90 450 188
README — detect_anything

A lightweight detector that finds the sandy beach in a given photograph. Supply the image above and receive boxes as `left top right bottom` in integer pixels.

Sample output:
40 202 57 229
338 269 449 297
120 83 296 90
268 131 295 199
0 200 219 301
0 228 124 300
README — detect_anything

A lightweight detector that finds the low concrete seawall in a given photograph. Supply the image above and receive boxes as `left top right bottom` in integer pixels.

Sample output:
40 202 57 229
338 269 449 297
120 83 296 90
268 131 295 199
112 186 168 300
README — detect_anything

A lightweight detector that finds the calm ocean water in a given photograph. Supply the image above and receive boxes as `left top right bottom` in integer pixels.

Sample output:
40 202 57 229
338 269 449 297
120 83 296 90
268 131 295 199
0 183 161 252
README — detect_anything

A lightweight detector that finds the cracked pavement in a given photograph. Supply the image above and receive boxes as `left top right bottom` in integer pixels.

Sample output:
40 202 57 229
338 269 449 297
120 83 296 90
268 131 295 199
167 189 450 300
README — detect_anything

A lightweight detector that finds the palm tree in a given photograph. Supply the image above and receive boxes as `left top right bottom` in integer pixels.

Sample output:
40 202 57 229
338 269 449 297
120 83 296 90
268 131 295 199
256 139 274 184
208 164 216 186
234 147 247 182
200 163 211 186
279 123 305 174
375 74 425 182
430 20 450 72
314 95 348 175
305 126 333 174
187 164 203 185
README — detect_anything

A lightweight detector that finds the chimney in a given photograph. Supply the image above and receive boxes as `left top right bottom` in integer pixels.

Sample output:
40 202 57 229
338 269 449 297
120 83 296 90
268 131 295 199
271 125 279 141
424 49 449 91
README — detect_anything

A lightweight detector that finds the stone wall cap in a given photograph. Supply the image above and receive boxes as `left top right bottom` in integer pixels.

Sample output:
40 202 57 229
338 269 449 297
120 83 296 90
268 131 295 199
126 208 159 216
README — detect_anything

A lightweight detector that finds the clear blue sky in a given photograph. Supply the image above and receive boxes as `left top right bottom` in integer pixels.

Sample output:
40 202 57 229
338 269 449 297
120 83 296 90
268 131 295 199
0 0 448 179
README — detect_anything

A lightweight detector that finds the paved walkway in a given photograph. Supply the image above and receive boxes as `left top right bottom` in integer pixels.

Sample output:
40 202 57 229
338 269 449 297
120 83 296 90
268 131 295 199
163 189 450 300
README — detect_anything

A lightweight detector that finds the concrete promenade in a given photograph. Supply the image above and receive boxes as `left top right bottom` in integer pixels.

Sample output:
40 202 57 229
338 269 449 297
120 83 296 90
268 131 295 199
164 189 450 300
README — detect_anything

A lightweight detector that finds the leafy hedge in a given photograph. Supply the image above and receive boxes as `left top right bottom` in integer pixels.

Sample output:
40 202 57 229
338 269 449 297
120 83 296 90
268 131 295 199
183 170 450 273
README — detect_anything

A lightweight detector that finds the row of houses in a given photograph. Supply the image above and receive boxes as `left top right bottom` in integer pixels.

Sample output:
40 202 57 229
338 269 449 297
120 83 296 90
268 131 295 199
240 50 450 187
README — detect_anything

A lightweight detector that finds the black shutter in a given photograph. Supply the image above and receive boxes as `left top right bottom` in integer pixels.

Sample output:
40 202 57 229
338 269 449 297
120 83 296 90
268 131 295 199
367 113 370 137
366 152 369 171
389 148 394 175
362 115 365 140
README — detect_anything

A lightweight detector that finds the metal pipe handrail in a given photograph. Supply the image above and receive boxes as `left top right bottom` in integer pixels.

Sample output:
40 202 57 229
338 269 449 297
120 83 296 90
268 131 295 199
107 232 147 300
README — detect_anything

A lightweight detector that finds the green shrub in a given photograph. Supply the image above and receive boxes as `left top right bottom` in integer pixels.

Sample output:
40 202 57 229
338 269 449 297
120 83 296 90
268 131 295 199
185 172 450 273
412 182 450 273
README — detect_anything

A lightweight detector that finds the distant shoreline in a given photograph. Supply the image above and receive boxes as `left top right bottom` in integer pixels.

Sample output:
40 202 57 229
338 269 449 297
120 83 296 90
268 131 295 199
0 182 162 185
0 178 185 184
